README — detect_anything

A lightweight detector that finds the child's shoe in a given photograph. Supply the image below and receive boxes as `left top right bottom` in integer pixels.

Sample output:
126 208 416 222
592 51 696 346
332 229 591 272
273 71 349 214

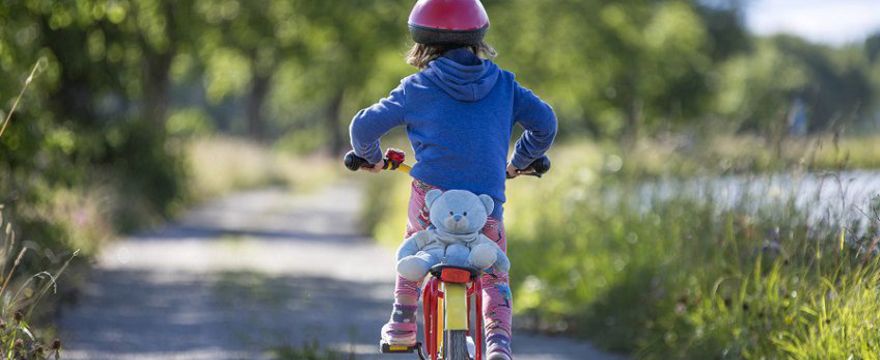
486 333 512 360
380 304 418 346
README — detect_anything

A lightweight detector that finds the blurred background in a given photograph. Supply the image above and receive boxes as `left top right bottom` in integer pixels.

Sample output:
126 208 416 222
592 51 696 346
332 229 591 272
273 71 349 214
1 0 880 359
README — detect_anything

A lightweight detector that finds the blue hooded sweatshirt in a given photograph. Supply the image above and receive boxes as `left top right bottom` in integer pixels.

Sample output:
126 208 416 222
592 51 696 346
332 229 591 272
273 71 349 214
350 48 557 219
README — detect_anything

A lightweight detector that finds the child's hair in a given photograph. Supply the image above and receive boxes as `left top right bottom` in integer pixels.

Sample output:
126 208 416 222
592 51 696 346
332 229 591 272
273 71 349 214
406 41 497 69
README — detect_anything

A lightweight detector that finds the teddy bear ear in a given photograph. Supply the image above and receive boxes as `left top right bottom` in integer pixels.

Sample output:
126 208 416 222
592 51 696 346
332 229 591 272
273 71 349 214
478 194 494 215
425 189 443 208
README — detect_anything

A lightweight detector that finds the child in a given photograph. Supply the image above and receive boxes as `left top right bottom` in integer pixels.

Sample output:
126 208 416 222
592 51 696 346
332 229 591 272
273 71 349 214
349 0 556 358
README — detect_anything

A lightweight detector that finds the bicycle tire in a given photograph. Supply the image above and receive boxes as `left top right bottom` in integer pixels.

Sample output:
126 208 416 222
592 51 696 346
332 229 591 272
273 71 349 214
444 329 470 360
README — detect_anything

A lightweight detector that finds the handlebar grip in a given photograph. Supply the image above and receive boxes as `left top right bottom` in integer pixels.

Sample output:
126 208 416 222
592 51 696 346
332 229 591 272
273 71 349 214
344 151 369 171
509 156 551 179
530 156 551 175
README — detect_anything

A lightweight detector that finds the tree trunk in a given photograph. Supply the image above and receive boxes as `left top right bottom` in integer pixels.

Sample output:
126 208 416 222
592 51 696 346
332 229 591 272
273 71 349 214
141 52 173 127
622 97 643 147
246 74 271 141
139 0 176 128
38 17 98 128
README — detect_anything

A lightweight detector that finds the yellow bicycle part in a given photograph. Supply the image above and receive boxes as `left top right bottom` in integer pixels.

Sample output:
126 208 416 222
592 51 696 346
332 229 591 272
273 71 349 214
391 163 412 174
437 285 444 352
444 283 468 330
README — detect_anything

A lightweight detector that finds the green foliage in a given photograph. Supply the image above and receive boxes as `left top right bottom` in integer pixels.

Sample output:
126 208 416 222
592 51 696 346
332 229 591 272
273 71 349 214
487 0 722 138
166 108 215 137
1 0 192 233
110 122 188 231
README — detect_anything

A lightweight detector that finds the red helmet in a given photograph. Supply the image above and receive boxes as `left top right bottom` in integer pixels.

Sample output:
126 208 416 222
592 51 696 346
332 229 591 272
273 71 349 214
408 0 490 46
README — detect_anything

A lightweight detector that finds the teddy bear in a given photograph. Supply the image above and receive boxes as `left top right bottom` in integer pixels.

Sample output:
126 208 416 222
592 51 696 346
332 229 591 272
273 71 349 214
396 189 510 281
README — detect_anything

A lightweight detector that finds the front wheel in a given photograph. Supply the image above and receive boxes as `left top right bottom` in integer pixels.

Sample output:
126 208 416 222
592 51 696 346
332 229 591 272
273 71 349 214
444 330 470 360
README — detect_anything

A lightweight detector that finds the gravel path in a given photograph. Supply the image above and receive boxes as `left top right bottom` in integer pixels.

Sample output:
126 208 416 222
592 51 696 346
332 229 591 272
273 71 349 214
59 181 623 360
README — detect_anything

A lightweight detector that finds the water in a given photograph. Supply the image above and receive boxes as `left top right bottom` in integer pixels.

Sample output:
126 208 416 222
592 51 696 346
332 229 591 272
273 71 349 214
638 170 880 228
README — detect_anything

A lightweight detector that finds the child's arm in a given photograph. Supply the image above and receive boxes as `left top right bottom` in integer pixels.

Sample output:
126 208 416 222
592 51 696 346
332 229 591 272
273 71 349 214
349 83 407 165
510 82 557 170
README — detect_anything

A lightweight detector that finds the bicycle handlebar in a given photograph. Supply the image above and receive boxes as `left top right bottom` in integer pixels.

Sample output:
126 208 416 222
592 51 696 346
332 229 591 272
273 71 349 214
343 151 370 171
344 148 410 172
508 156 551 178
344 148 550 179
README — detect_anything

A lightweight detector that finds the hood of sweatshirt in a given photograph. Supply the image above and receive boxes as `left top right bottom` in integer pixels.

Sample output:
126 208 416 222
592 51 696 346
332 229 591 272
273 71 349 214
422 48 500 102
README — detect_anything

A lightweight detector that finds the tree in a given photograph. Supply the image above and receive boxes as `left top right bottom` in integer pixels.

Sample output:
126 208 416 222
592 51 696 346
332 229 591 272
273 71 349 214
489 0 746 141
0 0 196 219
196 0 311 141
715 36 875 135
293 0 409 153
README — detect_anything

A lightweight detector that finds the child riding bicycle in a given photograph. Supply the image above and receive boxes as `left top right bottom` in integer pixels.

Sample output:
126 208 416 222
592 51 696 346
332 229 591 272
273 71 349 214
349 1 557 358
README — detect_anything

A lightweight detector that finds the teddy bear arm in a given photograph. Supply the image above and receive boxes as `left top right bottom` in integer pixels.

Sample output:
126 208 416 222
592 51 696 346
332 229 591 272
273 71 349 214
473 234 502 250
493 248 511 273
396 232 427 260
468 243 497 270
473 235 510 273
397 250 437 281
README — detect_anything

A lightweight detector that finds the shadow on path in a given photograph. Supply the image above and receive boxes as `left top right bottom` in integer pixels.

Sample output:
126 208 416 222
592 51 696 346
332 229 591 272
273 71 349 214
61 268 392 359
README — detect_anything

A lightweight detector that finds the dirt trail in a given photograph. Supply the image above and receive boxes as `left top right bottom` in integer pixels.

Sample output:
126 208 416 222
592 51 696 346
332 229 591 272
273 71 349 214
59 182 623 360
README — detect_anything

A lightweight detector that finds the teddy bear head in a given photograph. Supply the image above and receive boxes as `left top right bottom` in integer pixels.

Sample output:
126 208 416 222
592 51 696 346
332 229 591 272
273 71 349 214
425 189 494 235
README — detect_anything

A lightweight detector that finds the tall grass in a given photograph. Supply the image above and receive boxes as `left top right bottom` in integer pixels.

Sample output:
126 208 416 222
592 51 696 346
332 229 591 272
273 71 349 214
0 207 73 360
363 142 880 358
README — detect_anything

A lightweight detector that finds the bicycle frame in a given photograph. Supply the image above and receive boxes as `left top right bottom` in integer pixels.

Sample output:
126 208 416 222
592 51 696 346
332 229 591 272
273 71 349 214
422 268 483 360
348 148 548 358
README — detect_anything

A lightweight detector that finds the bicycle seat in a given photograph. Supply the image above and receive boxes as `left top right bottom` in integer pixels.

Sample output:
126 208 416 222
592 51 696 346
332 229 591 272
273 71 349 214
429 264 480 283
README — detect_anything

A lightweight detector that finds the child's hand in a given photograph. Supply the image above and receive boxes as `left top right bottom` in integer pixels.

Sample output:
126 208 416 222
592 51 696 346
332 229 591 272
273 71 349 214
506 163 519 178
362 161 384 173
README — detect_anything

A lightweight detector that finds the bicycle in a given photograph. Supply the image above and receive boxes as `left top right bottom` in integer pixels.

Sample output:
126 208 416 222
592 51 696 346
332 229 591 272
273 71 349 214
345 148 549 360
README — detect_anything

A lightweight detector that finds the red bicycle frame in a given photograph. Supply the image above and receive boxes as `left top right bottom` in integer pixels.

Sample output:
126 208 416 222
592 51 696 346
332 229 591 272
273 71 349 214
421 276 483 360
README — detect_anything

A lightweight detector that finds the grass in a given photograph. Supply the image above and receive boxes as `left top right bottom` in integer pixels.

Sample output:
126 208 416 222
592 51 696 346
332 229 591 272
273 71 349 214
0 206 73 360
362 139 880 358
185 136 341 202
